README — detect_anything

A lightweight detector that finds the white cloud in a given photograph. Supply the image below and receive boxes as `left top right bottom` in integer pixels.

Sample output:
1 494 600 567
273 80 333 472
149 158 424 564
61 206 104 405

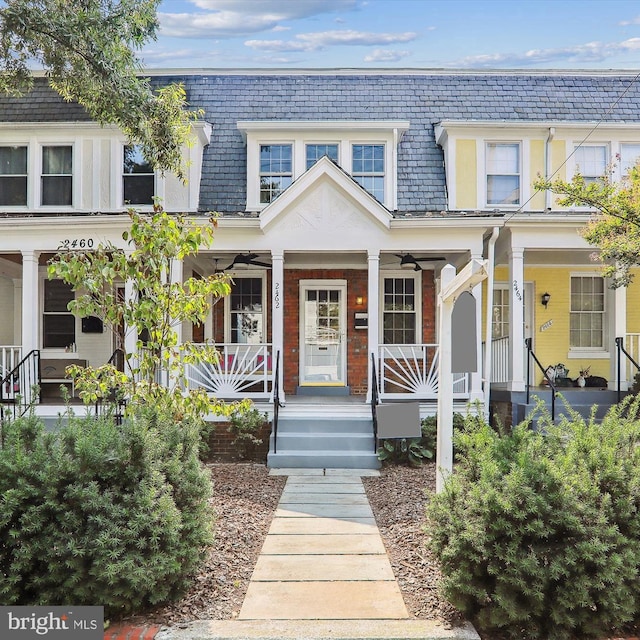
452 39 640 68
619 15 640 26
159 0 359 38
246 29 417 53
364 49 411 63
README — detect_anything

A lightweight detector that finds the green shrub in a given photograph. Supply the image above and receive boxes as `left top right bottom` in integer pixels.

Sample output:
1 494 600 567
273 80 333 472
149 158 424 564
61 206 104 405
228 406 267 460
427 400 640 640
0 408 213 618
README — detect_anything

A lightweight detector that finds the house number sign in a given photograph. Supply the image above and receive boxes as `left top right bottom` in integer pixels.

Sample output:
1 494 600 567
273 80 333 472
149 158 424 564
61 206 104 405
512 279 523 302
274 282 281 309
57 238 95 250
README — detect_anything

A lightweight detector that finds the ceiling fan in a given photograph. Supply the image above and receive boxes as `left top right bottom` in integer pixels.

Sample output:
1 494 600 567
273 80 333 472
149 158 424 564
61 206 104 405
395 254 446 271
224 253 271 270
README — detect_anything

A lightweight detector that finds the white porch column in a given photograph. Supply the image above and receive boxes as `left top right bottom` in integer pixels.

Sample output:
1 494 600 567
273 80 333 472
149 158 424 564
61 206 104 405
21 250 40 355
271 250 285 401
13 278 22 349
169 258 184 390
614 284 628 391
508 248 526 391
366 250 380 403
123 275 138 377
468 253 484 403
436 264 456 493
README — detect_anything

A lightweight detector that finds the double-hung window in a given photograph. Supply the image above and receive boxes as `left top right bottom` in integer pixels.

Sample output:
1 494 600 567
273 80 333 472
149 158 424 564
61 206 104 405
486 142 520 206
41 145 72 206
382 277 417 344
573 145 607 184
620 143 640 177
352 144 384 202
230 277 264 344
260 144 292 204
123 145 154 205
570 275 605 350
0 145 27 206
306 144 338 169
43 279 75 349
491 286 510 339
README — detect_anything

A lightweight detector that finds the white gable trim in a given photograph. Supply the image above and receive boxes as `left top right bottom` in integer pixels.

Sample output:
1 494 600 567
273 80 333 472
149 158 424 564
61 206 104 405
259 156 393 231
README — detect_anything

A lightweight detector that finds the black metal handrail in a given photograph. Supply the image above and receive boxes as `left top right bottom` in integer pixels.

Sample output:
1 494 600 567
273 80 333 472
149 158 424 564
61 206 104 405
616 337 640 402
272 350 281 455
370 352 379 452
525 338 557 421
94 348 127 425
0 349 40 420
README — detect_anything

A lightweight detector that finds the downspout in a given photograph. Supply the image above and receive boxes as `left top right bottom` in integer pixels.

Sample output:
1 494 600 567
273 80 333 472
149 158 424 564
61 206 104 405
545 127 556 210
483 226 500 422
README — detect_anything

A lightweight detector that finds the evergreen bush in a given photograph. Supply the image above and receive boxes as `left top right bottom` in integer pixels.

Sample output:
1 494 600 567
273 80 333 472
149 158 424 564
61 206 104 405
227 406 267 460
427 398 640 640
0 408 213 618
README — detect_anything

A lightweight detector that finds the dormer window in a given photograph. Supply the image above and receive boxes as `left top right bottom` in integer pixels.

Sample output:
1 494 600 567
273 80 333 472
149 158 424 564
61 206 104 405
573 144 608 185
306 144 338 169
486 142 520 206
41 145 72 206
353 144 385 203
238 120 409 212
123 145 154 205
0 145 27 206
260 144 292 204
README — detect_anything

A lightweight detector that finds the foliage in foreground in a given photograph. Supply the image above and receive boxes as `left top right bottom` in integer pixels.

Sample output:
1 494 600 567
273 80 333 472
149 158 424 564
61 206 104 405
427 399 640 640
0 0 198 180
0 407 213 618
227 406 268 460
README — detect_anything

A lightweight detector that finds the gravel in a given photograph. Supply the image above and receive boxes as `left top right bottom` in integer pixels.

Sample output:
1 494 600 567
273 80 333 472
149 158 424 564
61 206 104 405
119 462 461 628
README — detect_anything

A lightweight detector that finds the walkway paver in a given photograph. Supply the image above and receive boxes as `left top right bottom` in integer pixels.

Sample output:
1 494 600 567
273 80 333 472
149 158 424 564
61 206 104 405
238 470 410 621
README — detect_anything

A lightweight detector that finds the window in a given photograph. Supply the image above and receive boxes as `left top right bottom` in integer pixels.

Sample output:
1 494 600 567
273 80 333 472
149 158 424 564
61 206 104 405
383 277 416 344
43 279 75 348
230 278 264 344
486 142 520 205
620 143 640 177
306 144 338 169
41 145 72 206
352 144 384 202
260 144 292 204
0 145 27 206
570 276 605 349
123 145 154 205
573 145 607 184
492 287 510 339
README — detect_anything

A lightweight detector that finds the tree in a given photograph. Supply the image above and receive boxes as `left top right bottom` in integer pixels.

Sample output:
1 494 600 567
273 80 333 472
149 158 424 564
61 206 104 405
535 165 640 287
48 208 236 421
0 0 197 181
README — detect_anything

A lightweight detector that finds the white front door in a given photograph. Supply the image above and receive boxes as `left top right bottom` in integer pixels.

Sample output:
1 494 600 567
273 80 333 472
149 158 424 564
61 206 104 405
299 280 347 386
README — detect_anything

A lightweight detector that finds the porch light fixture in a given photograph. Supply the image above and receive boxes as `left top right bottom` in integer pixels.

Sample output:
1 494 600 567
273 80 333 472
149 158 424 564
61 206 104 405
541 292 551 308
355 296 364 306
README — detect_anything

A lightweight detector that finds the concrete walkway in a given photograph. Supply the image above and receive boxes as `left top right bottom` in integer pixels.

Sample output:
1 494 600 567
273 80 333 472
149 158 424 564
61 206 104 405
156 469 480 640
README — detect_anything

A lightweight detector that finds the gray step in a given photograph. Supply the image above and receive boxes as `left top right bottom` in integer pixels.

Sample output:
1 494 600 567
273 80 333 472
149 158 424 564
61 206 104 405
272 432 374 452
267 450 381 470
275 416 373 434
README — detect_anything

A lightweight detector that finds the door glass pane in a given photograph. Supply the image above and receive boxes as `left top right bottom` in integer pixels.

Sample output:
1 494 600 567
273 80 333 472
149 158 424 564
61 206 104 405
303 288 343 383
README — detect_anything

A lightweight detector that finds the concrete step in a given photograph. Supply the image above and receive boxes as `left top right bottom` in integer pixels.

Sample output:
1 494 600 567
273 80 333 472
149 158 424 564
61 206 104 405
275 416 373 434
267 450 380 470
272 432 374 452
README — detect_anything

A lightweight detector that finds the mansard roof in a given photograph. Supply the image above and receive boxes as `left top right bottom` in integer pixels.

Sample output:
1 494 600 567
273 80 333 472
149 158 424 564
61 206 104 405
2 70 640 216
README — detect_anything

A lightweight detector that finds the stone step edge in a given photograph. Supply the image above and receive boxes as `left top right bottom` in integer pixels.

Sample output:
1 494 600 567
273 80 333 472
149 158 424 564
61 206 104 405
154 619 480 640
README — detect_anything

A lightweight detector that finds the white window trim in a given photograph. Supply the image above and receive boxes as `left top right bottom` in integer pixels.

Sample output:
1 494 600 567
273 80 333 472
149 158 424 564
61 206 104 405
240 122 408 212
40 273 77 353
378 270 422 345
37 142 76 209
568 271 608 358
481 140 524 209
223 271 268 344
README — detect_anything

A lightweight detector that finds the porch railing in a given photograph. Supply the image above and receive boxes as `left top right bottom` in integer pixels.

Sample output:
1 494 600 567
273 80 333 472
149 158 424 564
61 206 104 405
272 350 281 454
1 349 40 420
525 337 556 421
616 336 640 402
485 336 510 383
377 344 469 400
186 343 273 399
370 352 379 452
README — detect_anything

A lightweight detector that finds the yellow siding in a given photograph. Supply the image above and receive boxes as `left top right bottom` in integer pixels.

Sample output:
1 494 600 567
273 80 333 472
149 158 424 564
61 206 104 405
455 139 477 210
484 266 611 381
529 140 545 210
549 139 567 209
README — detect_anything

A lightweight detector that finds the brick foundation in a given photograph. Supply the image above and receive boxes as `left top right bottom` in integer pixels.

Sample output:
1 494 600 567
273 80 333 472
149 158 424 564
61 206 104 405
203 420 271 463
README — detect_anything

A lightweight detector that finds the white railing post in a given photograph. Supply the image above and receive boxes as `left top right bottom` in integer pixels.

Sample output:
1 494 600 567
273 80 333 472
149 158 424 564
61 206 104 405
367 250 380 403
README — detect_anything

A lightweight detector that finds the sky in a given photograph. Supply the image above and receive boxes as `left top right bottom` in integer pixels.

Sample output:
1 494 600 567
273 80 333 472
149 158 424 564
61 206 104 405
144 0 640 70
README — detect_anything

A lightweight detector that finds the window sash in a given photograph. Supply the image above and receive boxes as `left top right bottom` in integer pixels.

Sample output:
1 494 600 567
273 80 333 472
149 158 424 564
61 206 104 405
41 146 73 206
123 145 154 205
230 277 264 344
382 277 416 344
352 144 385 202
259 145 292 203
486 143 520 205
570 276 605 349
620 143 640 176
306 144 338 169
43 280 75 349
574 145 607 183
0 146 27 206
